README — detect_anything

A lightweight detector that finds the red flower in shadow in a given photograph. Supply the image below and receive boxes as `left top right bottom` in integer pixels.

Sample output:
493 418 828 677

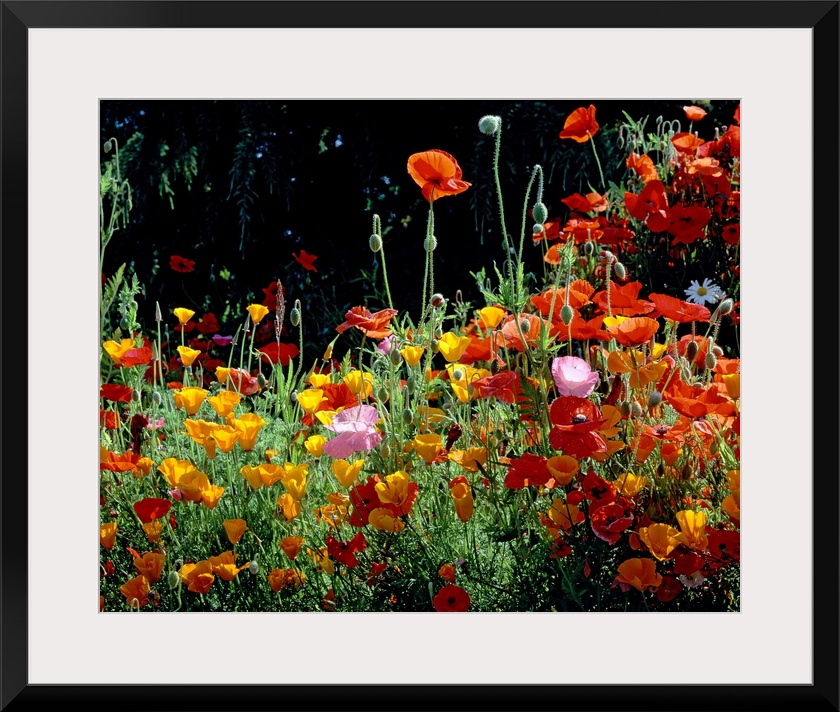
170 255 195 273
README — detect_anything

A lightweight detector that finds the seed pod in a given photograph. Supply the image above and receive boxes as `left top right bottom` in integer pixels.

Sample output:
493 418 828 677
629 401 643 418
560 304 574 326
685 340 699 361
619 402 632 418
369 233 382 252
119 317 131 331
705 352 718 370
389 348 403 367
648 390 663 408
533 201 548 224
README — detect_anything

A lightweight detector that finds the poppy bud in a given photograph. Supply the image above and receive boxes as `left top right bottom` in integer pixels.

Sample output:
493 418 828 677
155 302 162 322
705 352 717 370
119 317 131 331
369 234 382 252
582 241 595 256
249 560 260 576
430 293 446 309
389 348 403 367
132 390 142 404
257 373 267 388
478 115 501 136
323 343 334 360
600 250 616 264
533 223 544 236
532 201 548 224
490 360 500 375
104 140 113 153
629 401 643 419
648 390 662 408
685 340 699 361
614 262 627 280
712 345 724 358
430 339 439 353
290 307 301 327
290 390 298 403
717 298 734 316
424 234 437 252
406 376 417 393
151 391 163 406
560 305 574 326
402 408 414 425
619 402 631 418
167 571 180 589
380 443 392 459
376 387 389 402
452 368 465 382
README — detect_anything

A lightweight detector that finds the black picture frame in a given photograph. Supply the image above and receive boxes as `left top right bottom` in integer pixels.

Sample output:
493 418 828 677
2 2 837 710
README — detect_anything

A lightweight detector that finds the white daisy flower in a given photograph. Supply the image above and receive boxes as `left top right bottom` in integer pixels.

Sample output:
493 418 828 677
678 571 706 589
684 278 724 305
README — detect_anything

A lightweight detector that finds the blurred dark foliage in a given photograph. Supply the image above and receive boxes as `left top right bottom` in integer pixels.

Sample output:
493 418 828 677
101 99 739 355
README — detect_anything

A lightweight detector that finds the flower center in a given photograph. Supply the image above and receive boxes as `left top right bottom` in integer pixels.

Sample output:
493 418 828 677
697 286 708 296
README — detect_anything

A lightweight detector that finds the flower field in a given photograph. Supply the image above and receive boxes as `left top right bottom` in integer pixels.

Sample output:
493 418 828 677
99 101 740 612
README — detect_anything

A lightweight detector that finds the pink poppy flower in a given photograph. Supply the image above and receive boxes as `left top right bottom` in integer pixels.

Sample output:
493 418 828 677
551 356 599 397
322 405 382 458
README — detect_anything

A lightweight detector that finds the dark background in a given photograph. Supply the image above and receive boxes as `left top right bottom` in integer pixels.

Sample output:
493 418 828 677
100 99 739 353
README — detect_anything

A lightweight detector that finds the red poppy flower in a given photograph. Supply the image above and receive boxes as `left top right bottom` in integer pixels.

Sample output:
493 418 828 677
590 502 634 544
656 575 683 602
292 250 318 272
325 532 367 568
567 314 610 342
407 149 471 202
133 498 172 524
626 153 658 183
336 306 399 340
582 470 617 507
721 223 740 245
121 343 154 368
470 370 519 405
170 255 195 273
433 584 471 612
196 312 220 335
257 342 300 366
99 449 140 473
560 217 603 244
673 550 705 576
349 477 390 527
548 397 608 459
561 192 607 214
223 367 261 396
663 376 735 419
503 452 551 489
706 529 740 569
367 561 388 586
624 181 670 232
559 105 599 143
667 204 711 245
591 281 654 316
100 409 120 429
100 383 134 403
647 293 710 323
683 105 707 122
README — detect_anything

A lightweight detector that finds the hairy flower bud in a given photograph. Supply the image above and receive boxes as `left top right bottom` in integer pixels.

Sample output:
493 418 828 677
249 560 260 576
614 262 627 280
369 233 382 252
376 387 389 402
532 201 548 224
532 223 544 237
402 408 414 425
629 401 643 419
712 345 724 358
582 240 595 256
717 298 734 316
389 348 403 367
647 390 663 408
424 234 437 252
167 570 180 589
478 115 501 136
451 368 465 382
290 307 301 327
430 293 446 309
151 390 163 407
560 304 574 326
705 352 718 370
257 373 267 389
103 140 113 153
685 340 699 361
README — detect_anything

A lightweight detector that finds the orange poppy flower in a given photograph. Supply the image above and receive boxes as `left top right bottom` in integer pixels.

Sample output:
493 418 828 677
626 153 658 183
602 316 659 347
132 552 166 583
336 306 399 340
683 105 707 121
591 281 654 317
222 518 248 545
616 557 662 591
624 181 670 232
671 132 705 154
119 575 150 607
663 376 735 419
647 293 710 323
180 560 215 594
559 105 599 142
561 191 607 214
407 149 471 202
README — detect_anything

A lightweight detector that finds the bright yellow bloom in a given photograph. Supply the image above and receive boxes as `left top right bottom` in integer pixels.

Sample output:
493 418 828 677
446 364 489 403
332 459 365 488
722 491 740 522
102 338 136 365
173 308 195 325
304 434 326 458
613 472 648 497
478 306 505 329
547 498 583 532
343 370 373 399
133 552 166 583
546 456 579 486
173 387 208 416
211 425 240 454
222 519 248 544
178 469 213 503
306 547 335 575
307 372 331 388
201 484 225 510
183 419 221 459
136 457 154 477
400 345 425 367
296 389 326 415
142 521 164 544
207 390 241 418
157 458 198 488
239 464 264 491
268 568 306 591
314 410 337 426
616 558 662 591
258 463 285 487
177 345 201 367
437 332 471 363
281 463 309 500
232 413 267 451
675 510 709 551
246 304 270 324
180 560 214 593
723 373 740 400
368 507 405 533
313 503 348 529
100 522 118 550
638 523 682 561
447 447 488 473
450 480 474 522
277 493 301 522
413 433 443 465
607 350 668 389
209 551 249 581
375 471 411 508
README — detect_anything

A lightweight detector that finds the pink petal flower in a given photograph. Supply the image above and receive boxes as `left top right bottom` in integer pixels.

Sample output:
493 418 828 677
551 356 599 397
323 405 382 457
